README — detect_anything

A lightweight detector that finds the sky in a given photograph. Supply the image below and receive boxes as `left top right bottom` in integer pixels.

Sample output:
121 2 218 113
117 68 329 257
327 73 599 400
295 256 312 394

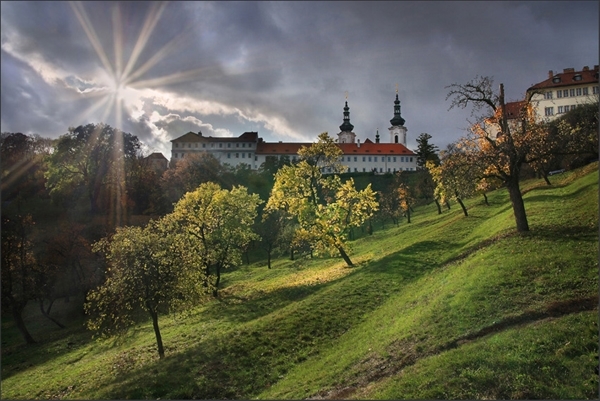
1 1 598 159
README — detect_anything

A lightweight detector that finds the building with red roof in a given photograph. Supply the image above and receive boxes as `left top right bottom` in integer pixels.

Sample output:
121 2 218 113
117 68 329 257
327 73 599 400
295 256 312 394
170 96 417 173
527 65 599 121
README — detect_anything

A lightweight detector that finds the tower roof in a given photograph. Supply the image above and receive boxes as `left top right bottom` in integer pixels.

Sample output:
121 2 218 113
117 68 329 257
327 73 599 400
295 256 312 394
339 101 355 132
390 94 406 126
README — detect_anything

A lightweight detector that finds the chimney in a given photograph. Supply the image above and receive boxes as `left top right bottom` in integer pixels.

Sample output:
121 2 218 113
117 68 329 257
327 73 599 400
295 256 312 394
548 70 553 79
583 66 589 71
198 131 203 136
563 68 575 73
357 139 361 148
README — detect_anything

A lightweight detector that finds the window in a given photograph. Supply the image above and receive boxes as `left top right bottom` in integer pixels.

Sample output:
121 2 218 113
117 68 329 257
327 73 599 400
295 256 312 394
242 143 246 148
354 168 358 172
401 156 404 162
236 144 239 148
569 89 575 97
354 157 357 162
175 143 179 148
593 86 599 94
557 90 563 98
574 74 582 81
236 153 239 158
374 157 378 162
552 77 561 83
544 91 553 100
227 153 231 158
362 156 366 162
228 143 231 148
387 157 391 162
362 168 366 172
248 144 252 148
583 87 589 95
242 153 245 158
368 157 372 162
545 107 554 116
558 106 564 114
202 143 206 148
393 157 396 162
194 143 198 148
388 168 391 172
410 157 413 162
248 153 252 159
576 88 582 96
563 89 568 97
348 167 351 173
347 156 351 162
380 168 383 172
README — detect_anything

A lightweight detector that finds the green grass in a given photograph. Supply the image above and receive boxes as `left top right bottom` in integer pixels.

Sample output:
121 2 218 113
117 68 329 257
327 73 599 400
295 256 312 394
1 163 598 399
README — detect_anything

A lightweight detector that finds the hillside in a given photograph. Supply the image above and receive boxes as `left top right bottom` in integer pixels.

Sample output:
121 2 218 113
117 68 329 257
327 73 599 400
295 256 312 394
1 163 598 399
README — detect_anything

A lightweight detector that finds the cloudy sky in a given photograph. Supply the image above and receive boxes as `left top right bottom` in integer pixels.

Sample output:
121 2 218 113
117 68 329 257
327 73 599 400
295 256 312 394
1 1 598 158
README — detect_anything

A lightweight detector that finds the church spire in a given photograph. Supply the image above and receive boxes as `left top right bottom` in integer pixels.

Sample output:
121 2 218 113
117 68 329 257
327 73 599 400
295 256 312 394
339 100 355 132
390 93 406 127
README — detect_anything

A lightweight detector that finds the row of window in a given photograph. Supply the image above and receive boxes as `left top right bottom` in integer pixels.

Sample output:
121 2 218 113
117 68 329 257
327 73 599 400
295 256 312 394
174 142 253 149
226 153 253 159
544 104 582 116
322 167 414 173
544 85 599 99
342 155 413 163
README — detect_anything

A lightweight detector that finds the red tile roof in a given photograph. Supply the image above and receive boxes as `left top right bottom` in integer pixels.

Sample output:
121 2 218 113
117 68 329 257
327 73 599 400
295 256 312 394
527 65 599 91
505 101 526 120
256 141 415 155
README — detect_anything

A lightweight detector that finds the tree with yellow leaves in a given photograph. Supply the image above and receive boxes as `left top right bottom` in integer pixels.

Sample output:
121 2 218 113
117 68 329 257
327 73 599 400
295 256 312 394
266 133 378 266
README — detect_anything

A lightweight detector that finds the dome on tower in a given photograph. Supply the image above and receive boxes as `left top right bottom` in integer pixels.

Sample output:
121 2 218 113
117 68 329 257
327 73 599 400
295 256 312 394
390 94 406 126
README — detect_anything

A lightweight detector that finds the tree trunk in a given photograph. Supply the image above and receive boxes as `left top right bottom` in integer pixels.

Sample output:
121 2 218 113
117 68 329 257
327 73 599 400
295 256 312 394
12 302 36 344
406 207 411 223
543 174 551 186
213 264 222 297
445 200 451 210
434 199 442 214
506 179 529 232
290 248 294 261
482 193 489 206
148 308 165 359
456 197 468 217
338 246 353 267
39 299 65 329
266 246 272 269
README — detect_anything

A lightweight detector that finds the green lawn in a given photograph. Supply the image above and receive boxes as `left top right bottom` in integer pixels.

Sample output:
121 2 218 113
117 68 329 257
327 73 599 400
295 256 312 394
1 163 598 399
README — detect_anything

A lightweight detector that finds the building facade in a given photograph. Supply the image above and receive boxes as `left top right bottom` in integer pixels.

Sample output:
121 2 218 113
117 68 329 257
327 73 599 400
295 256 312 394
527 65 599 121
170 95 418 173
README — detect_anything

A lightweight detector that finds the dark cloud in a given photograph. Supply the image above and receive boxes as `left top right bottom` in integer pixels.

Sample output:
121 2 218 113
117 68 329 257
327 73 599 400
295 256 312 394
1 1 598 158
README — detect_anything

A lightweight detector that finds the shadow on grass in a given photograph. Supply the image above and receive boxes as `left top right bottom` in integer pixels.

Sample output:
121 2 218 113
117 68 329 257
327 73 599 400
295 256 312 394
523 179 597 203
89 240 461 399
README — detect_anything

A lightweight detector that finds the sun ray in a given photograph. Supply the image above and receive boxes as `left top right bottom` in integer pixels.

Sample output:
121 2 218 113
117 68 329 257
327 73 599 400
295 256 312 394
120 1 168 85
112 4 123 84
69 1 115 78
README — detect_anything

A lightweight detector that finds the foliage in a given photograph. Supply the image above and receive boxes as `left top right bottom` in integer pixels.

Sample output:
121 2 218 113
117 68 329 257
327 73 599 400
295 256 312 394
415 133 440 169
170 182 262 295
44 123 141 218
266 133 378 266
86 219 205 358
1 212 40 344
160 152 226 206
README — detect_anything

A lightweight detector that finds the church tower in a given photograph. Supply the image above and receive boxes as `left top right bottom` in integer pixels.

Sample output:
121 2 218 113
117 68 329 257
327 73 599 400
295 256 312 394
388 92 407 145
337 101 356 144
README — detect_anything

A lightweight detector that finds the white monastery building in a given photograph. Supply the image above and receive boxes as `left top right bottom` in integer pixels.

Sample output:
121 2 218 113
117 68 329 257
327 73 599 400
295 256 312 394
170 95 418 173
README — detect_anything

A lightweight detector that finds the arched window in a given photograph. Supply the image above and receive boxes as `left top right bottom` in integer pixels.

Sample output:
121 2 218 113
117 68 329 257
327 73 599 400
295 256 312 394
394 135 398 143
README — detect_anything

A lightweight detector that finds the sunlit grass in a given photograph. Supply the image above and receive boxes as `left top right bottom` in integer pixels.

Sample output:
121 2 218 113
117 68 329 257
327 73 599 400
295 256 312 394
1 163 597 399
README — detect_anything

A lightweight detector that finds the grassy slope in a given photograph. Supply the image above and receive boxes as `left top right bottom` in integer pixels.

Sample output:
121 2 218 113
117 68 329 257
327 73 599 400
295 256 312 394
1 163 598 399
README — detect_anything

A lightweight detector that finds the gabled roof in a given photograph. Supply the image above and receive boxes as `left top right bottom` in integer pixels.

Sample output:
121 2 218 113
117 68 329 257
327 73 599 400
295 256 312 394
527 65 599 91
505 101 526 120
171 131 259 143
145 152 167 160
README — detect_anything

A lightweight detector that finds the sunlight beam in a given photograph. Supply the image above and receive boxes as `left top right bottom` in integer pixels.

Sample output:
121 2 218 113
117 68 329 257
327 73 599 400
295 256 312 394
69 1 115 78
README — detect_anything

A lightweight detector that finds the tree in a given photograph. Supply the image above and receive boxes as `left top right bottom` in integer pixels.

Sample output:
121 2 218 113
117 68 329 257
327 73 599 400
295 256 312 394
45 123 140 219
427 144 479 217
170 182 262 296
446 77 548 231
86 219 204 358
1 212 39 344
160 152 225 206
266 133 378 267
254 208 286 269
415 133 440 170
